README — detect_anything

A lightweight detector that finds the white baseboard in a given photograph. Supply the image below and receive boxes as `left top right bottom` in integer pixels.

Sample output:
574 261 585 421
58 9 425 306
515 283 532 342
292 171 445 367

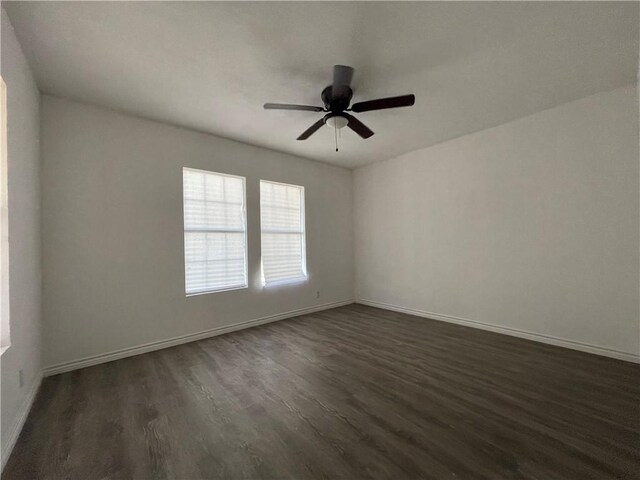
43 299 355 377
356 299 640 364
1 373 42 471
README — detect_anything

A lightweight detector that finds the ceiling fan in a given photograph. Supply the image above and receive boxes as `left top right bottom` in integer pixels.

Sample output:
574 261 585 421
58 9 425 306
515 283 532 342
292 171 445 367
264 65 415 150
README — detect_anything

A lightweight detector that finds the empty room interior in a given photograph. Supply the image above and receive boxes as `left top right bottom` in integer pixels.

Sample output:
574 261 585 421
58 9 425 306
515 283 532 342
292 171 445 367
0 1 639 479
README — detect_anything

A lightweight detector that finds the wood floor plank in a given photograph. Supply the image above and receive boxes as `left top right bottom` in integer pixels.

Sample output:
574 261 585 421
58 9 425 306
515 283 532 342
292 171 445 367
3 304 639 479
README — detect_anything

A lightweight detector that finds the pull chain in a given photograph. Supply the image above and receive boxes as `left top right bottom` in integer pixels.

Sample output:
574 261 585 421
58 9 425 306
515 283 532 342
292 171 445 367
334 122 339 152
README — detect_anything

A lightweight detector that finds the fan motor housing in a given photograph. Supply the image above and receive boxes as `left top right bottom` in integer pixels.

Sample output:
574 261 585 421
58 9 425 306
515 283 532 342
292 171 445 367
322 86 353 112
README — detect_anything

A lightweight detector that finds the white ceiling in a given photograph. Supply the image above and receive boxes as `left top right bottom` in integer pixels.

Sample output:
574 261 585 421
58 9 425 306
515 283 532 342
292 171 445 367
5 1 639 169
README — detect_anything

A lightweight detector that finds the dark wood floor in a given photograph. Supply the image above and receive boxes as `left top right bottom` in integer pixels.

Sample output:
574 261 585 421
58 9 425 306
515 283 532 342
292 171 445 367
4 304 639 479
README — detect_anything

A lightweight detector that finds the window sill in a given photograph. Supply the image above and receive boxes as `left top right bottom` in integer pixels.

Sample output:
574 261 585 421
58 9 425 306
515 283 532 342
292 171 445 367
263 276 308 288
186 284 248 297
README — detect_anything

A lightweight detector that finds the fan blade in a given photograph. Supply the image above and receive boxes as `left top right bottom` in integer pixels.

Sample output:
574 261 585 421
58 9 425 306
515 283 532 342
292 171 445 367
351 94 415 113
297 118 326 140
343 113 374 139
332 65 355 98
264 103 324 112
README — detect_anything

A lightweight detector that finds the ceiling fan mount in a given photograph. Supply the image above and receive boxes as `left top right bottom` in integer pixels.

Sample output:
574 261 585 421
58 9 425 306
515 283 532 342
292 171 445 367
264 65 415 147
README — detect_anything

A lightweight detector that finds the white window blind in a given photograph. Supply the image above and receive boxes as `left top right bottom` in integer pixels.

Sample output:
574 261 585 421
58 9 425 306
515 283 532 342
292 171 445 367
260 180 306 285
183 168 247 295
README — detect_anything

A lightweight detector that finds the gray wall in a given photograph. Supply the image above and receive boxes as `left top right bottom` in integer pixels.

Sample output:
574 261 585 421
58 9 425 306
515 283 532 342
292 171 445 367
354 85 639 360
0 9 42 464
40 96 354 369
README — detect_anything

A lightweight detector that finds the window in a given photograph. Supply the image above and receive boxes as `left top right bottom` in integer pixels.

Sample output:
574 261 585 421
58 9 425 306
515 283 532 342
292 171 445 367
0 77 9 353
183 168 247 295
260 180 306 286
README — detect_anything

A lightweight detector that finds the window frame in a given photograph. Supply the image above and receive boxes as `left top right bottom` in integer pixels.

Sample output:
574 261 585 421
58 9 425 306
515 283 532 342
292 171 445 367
182 167 248 296
0 77 9 354
259 179 307 287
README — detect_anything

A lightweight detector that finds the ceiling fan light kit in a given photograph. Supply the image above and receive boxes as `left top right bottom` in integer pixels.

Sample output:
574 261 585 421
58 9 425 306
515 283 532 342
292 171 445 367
264 65 415 152
325 115 348 130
